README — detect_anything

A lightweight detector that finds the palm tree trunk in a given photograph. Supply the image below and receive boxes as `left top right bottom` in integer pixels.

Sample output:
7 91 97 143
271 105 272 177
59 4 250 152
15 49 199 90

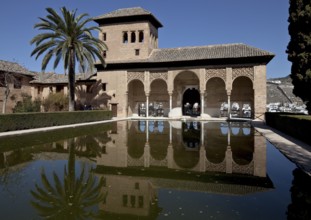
68 48 75 111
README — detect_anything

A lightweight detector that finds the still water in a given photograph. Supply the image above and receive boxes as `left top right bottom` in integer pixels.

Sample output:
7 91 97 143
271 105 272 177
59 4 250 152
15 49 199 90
0 120 310 220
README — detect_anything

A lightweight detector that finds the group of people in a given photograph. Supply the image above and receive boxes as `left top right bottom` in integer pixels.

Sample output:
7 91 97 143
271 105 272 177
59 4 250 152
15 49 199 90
139 102 164 117
220 102 252 118
184 102 200 116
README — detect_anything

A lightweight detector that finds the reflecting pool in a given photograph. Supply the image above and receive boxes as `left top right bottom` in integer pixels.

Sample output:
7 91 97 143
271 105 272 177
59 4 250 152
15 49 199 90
0 120 311 219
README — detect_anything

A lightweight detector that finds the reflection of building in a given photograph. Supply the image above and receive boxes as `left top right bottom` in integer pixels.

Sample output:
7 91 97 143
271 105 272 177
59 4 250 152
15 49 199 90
97 121 267 177
94 7 274 119
95 120 273 217
98 175 159 217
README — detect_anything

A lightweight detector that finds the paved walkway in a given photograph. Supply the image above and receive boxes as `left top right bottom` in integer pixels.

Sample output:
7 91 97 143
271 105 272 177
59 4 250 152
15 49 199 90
252 120 311 176
1 117 311 176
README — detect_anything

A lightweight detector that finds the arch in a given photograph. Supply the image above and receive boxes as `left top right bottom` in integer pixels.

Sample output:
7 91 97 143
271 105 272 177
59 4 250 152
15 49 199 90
127 80 145 116
131 32 136 43
182 88 200 115
230 133 254 165
139 31 144 43
127 123 146 158
149 79 169 116
149 130 169 160
205 77 227 117
231 76 254 118
204 122 227 163
182 122 200 149
123 32 128 43
173 147 200 169
173 71 200 115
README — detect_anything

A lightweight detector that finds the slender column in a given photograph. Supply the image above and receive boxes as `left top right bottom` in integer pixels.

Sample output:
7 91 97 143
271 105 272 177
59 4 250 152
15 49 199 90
146 94 149 117
146 120 149 142
227 95 231 118
125 92 128 117
226 124 232 173
225 146 233 173
167 123 173 169
169 92 173 111
200 92 205 115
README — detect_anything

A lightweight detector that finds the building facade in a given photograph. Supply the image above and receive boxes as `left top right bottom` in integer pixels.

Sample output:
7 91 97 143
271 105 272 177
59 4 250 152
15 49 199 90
0 60 35 113
94 7 274 119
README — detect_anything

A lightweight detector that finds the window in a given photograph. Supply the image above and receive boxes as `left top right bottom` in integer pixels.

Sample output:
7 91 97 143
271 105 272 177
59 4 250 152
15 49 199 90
56 85 63 93
139 31 144 42
135 182 140 189
102 50 107 58
37 86 42 95
135 49 140 56
102 83 107 91
13 78 21 89
123 32 128 43
131 32 136 43
86 85 92 93
122 195 128 207
138 196 144 208
130 195 136 207
102 32 107 41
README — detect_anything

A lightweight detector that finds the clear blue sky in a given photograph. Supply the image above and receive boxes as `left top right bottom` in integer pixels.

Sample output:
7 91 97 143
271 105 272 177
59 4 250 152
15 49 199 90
0 0 290 79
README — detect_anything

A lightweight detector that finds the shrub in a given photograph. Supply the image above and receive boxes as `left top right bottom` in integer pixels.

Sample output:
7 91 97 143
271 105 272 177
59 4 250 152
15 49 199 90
42 93 69 112
12 93 41 113
0 110 112 132
265 112 311 145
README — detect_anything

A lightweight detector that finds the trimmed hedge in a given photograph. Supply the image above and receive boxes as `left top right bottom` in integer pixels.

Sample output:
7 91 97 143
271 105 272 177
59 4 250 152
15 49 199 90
0 110 112 132
265 112 311 146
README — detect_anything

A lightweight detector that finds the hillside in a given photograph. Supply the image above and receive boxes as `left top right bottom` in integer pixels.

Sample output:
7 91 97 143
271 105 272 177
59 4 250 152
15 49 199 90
267 75 303 105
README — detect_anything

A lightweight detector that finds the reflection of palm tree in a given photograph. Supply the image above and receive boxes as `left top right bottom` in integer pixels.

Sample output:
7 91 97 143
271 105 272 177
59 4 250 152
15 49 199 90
31 140 105 219
74 132 110 160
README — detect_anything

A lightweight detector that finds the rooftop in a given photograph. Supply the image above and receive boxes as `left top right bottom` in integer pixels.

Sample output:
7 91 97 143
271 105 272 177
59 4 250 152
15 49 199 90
93 7 163 28
0 60 35 76
103 43 274 66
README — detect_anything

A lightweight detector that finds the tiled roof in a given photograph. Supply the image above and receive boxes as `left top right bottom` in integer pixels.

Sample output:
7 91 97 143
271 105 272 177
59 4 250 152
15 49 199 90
94 7 152 19
106 43 274 64
31 72 94 84
31 72 68 84
149 43 274 62
0 60 35 76
93 7 163 27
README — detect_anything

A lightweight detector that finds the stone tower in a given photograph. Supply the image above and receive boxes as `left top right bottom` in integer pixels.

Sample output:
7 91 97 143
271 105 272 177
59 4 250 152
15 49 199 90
93 7 163 62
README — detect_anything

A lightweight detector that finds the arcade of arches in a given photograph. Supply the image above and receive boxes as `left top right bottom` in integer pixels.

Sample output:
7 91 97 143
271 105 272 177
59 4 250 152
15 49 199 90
126 66 266 119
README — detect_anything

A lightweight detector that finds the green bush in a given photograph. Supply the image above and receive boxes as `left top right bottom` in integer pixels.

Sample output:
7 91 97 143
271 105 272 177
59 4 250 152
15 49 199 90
265 112 311 145
12 93 41 113
0 110 112 132
42 93 69 112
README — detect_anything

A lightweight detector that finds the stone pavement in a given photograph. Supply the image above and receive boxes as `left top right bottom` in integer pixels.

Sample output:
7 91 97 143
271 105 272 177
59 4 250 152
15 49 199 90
252 120 311 176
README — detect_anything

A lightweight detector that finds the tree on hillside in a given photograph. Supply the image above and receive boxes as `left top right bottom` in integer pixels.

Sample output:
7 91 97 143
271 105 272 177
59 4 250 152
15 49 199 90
286 0 311 114
30 7 107 111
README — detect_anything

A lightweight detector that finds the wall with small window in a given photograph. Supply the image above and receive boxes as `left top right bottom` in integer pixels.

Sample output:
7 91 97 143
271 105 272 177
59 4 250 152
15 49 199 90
98 21 159 61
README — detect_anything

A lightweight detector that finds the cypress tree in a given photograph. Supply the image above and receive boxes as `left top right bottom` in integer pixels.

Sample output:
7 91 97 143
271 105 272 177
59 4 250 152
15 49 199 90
286 0 311 114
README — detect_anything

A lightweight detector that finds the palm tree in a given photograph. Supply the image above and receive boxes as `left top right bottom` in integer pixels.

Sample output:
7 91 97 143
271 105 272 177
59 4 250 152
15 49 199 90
30 7 107 111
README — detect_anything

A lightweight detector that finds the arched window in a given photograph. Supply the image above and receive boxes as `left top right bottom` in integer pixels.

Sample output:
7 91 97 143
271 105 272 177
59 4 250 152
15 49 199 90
131 32 136 43
123 32 128 43
139 31 144 43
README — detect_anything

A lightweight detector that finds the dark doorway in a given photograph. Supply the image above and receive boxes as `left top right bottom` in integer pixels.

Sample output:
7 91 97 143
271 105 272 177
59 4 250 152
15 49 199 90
182 88 200 116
